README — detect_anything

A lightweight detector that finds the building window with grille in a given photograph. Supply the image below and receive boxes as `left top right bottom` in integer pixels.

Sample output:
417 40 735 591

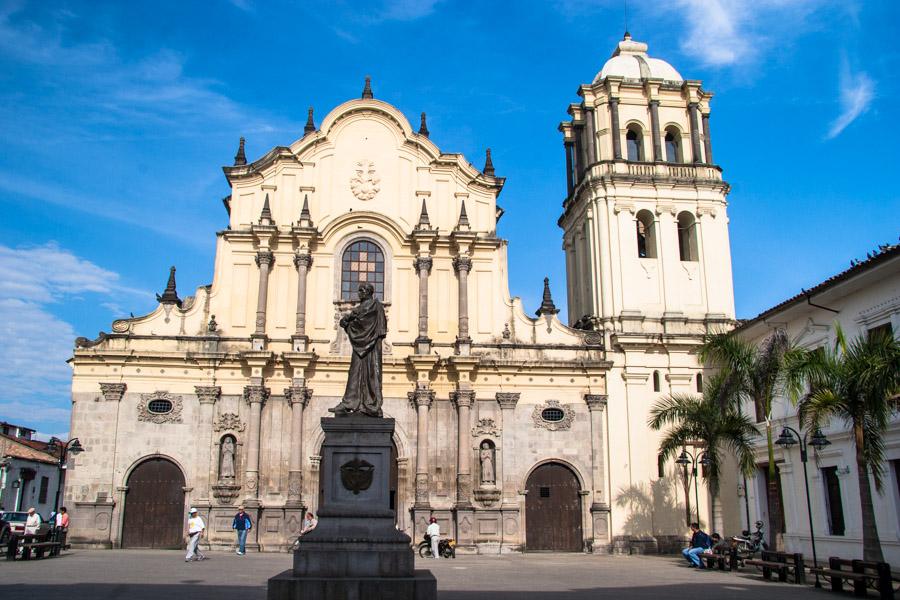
39 476 49 503
822 466 845 536
341 240 385 301
664 127 682 163
626 125 644 161
636 210 657 259
677 211 698 262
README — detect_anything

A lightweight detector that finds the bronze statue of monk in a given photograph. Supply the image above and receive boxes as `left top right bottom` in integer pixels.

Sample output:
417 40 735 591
329 283 387 417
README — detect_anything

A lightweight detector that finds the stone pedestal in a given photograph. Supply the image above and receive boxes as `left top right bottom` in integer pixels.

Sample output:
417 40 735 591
268 416 436 600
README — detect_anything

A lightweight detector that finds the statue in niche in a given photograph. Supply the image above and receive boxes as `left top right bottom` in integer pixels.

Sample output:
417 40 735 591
329 282 387 417
480 441 495 485
220 436 236 479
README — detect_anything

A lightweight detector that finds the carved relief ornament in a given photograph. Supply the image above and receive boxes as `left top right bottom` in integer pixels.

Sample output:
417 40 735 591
471 417 499 437
531 399 576 431
137 391 184 424
350 159 380 201
213 412 246 432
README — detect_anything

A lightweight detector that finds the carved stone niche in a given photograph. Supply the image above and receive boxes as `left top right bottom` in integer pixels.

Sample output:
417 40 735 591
531 400 575 431
137 392 183 424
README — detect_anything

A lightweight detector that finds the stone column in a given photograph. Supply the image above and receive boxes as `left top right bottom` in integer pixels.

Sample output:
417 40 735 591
100 382 126 402
688 102 702 164
284 385 310 506
195 386 220 501
243 384 269 506
412 386 435 507
292 252 312 352
608 98 622 160
564 141 574 196
496 393 520 503
649 100 662 162
452 390 475 506
453 255 472 355
253 251 274 349
414 256 432 354
584 106 597 166
702 112 713 164
585 394 611 552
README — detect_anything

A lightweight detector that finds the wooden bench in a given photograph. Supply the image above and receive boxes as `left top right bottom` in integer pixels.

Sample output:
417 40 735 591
811 557 893 599
745 550 806 584
700 547 739 571
5 526 64 561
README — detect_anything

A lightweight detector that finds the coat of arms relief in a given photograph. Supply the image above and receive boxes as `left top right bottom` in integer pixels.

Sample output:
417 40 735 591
350 159 380 200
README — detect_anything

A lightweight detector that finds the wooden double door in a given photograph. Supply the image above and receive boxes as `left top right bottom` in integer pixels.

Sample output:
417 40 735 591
525 462 583 551
122 458 186 548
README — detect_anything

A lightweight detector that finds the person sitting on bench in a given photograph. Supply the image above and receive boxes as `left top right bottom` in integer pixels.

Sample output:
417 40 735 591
682 522 711 568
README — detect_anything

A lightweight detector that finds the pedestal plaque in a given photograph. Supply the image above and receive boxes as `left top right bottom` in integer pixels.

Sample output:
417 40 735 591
268 416 436 599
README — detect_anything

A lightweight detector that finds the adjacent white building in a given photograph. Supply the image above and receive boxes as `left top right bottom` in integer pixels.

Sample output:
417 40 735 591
733 243 900 563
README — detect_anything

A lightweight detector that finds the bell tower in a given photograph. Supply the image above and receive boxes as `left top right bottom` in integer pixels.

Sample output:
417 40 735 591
559 33 735 338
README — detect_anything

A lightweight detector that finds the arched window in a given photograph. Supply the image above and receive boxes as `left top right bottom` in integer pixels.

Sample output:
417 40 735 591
626 125 644 161
636 209 657 259
341 240 385 300
664 127 682 163
677 211 698 262
696 373 704 393
652 370 661 392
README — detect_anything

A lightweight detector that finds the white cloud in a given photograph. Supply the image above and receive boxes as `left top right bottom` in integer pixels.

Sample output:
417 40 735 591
826 59 874 139
0 243 145 430
672 0 823 67
380 0 443 21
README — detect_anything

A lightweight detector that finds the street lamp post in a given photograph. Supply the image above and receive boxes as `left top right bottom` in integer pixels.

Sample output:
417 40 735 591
49 438 84 515
775 425 830 588
676 449 712 526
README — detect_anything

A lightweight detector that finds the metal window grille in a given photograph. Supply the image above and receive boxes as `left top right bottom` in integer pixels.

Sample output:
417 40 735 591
541 408 565 422
341 240 385 301
148 399 173 414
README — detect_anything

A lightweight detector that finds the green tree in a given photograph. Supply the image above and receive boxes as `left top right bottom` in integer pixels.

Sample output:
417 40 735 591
649 372 759 532
793 326 900 563
699 330 805 548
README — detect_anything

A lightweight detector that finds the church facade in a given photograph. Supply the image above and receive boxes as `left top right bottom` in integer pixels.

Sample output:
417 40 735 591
66 35 739 553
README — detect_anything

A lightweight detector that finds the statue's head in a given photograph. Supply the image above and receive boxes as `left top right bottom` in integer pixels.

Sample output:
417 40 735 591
358 283 375 300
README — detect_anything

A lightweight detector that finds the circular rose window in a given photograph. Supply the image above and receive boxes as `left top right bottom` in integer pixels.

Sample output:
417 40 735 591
541 408 565 422
148 399 173 414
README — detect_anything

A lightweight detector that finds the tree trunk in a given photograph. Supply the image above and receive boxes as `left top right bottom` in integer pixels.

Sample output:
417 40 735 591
855 424 884 563
765 422 782 550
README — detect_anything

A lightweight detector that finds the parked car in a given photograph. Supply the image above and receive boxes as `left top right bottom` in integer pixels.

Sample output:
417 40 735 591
0 511 30 543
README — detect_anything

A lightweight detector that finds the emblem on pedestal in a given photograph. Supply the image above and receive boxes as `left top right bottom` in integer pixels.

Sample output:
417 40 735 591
340 458 375 494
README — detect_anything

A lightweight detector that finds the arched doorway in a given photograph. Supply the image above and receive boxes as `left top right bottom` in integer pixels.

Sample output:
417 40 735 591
122 457 185 548
318 442 399 522
525 462 583 551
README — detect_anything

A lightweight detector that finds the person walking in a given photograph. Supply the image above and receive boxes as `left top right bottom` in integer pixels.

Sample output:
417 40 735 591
232 506 252 555
24 508 41 535
185 508 206 562
426 517 440 559
681 522 711 568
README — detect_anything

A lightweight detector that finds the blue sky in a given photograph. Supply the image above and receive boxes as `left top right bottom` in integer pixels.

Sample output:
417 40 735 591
0 0 897 437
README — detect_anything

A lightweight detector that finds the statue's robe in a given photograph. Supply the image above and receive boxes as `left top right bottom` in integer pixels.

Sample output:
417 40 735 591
335 296 387 417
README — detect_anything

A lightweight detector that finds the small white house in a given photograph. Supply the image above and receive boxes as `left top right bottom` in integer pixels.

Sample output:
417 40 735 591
0 434 60 518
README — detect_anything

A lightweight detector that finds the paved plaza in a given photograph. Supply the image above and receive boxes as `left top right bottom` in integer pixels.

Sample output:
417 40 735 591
0 550 835 600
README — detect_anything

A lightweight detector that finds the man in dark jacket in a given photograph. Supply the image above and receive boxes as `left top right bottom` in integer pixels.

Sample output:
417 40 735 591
232 506 252 555
682 522 711 568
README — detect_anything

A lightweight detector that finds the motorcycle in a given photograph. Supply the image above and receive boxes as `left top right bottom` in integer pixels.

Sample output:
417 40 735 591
732 520 768 559
418 535 456 558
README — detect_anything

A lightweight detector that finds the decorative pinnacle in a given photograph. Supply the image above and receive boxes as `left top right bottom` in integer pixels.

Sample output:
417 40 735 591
361 76 373 99
483 148 495 176
304 107 316 134
234 137 247 166
456 200 470 230
417 198 431 229
259 193 273 225
156 266 182 307
536 277 559 317
299 194 313 226
419 112 429 137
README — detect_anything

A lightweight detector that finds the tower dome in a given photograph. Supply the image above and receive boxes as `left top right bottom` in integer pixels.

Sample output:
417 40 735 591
594 33 682 83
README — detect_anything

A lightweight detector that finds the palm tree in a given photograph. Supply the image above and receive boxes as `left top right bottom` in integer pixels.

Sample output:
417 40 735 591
649 372 759 532
699 330 804 548
793 326 900 563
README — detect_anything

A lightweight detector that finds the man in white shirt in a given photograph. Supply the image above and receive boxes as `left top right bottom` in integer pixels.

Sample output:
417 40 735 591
185 508 206 562
24 507 41 535
426 517 440 559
